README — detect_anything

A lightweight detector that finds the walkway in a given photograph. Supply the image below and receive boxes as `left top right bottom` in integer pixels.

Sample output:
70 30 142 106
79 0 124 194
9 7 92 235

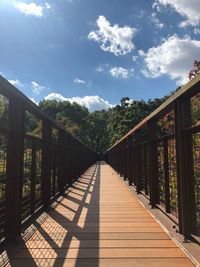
6 162 194 266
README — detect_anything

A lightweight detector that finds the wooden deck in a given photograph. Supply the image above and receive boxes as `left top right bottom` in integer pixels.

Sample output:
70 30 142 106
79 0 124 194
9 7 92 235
7 162 194 266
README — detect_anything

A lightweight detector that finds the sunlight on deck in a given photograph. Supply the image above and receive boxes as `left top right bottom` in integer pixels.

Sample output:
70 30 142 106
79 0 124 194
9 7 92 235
2 162 195 267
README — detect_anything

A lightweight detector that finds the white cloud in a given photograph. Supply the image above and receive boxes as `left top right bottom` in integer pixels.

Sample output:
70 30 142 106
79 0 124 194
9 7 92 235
96 64 134 78
45 2 51 9
44 93 113 112
8 79 23 87
45 93 66 102
151 12 164 29
73 78 86 84
132 55 138 62
139 35 200 84
14 2 44 17
96 65 104 72
96 64 110 73
88 15 137 56
31 81 45 94
110 67 133 79
153 0 200 27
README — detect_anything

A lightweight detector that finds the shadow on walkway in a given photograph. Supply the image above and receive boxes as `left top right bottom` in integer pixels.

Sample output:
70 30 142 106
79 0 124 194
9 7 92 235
0 161 195 267
0 162 100 267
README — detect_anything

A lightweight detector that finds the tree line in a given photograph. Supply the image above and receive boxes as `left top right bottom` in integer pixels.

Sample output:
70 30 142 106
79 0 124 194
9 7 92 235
38 94 171 155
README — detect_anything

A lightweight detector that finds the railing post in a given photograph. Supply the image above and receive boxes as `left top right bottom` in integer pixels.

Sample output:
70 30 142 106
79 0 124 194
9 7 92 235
5 96 24 239
58 130 66 193
128 136 133 185
132 144 136 186
124 140 128 180
41 120 52 208
30 139 36 214
118 147 121 175
135 143 141 194
134 132 142 194
121 144 125 177
163 139 170 213
65 134 71 185
174 99 196 239
144 144 148 195
148 119 159 207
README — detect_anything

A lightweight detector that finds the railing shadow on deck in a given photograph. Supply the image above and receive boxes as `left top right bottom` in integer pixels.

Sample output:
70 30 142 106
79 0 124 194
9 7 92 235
2 162 100 267
0 74 97 263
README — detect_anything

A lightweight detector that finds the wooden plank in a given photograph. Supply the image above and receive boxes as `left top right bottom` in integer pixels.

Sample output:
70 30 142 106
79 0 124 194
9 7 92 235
36 227 164 233
29 232 171 241
15 247 185 259
43 217 156 222
41 222 159 227
24 239 177 249
8 258 195 267
6 162 195 267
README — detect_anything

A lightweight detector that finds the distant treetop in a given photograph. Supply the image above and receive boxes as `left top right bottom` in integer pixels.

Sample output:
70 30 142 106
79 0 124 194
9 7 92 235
189 60 200 79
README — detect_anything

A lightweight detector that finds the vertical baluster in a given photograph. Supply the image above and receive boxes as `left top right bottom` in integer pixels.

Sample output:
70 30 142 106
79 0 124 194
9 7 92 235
148 120 159 208
41 120 52 208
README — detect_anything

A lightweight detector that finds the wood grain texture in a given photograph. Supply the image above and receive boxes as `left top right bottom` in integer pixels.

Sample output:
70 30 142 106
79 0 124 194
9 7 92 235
7 162 195 267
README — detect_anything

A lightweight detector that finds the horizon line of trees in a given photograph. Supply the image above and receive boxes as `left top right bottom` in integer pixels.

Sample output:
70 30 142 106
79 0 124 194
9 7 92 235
38 93 172 154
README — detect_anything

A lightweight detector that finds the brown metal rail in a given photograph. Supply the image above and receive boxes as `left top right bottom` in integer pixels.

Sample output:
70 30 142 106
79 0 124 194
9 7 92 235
0 75 97 242
106 74 200 241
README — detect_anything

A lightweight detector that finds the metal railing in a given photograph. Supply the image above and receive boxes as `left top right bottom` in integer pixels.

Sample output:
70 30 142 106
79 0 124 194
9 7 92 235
106 75 200 240
0 75 97 242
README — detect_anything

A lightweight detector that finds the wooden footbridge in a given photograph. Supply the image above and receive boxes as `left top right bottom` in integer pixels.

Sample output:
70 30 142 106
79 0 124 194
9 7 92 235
0 75 200 266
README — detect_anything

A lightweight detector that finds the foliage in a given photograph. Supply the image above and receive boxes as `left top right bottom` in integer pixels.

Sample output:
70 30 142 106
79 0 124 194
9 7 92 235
157 110 175 137
35 96 169 154
30 95 171 155
191 92 200 126
25 111 42 138
188 60 200 80
193 132 200 229
0 95 8 127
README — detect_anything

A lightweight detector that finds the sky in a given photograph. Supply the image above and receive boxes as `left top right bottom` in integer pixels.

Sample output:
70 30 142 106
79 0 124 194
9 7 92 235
0 0 200 111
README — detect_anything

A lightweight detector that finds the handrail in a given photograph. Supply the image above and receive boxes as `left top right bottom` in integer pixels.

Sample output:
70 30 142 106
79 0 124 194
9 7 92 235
0 75 97 242
0 75 94 151
106 74 200 241
108 74 200 151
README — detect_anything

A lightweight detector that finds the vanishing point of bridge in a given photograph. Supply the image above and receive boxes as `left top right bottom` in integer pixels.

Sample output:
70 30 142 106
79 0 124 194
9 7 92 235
0 75 200 266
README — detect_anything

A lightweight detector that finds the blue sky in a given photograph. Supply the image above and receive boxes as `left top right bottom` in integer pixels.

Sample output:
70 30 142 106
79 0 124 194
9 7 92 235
0 0 200 111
